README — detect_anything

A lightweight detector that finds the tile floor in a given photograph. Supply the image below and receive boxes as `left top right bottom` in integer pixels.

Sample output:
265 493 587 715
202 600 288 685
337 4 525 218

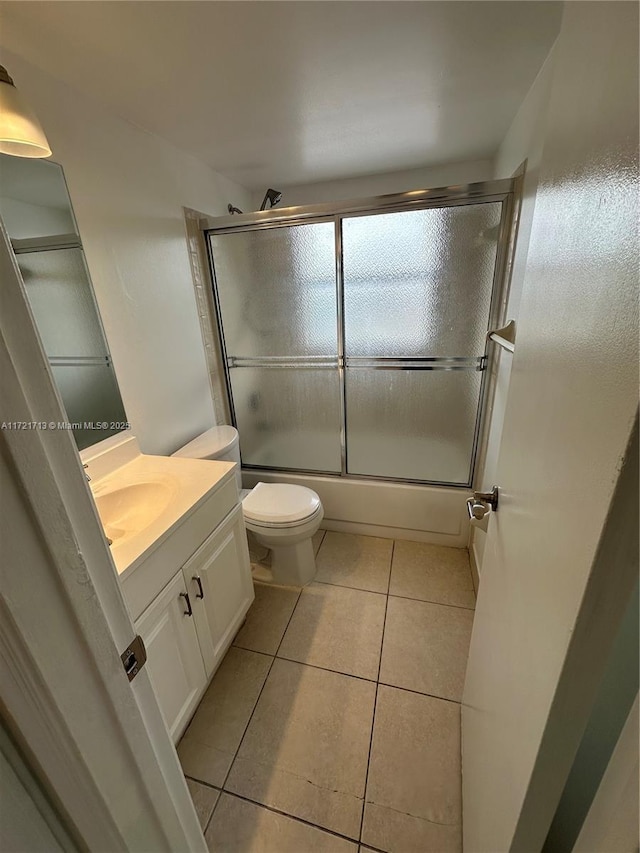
179 530 476 853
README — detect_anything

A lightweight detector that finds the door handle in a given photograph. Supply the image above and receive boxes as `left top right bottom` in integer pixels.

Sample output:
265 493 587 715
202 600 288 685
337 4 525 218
467 485 499 520
193 575 204 599
179 591 193 616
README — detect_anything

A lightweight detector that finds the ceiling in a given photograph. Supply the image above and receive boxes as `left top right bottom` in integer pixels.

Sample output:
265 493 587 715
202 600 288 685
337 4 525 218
0 2 562 190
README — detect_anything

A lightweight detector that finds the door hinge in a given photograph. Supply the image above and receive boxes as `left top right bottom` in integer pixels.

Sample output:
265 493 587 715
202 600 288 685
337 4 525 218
120 634 147 682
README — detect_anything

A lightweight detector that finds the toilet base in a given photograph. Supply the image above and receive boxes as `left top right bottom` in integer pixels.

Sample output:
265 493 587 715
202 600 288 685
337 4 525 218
251 522 319 586
269 538 316 586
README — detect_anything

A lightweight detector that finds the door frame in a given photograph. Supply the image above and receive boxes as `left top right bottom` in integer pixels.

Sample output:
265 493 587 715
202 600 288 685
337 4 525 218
0 220 206 850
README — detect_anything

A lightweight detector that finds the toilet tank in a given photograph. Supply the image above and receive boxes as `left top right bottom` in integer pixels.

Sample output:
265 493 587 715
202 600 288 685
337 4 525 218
172 426 242 491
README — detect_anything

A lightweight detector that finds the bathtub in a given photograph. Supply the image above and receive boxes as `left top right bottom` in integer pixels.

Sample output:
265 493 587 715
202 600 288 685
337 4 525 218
241 468 472 548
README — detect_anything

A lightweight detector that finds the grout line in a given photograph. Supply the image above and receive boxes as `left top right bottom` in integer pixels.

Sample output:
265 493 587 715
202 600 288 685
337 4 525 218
358 539 394 845
385 541 394 598
313 579 387 597
217 584 304 796
310 578 388 596
230 643 276 659
358 842 388 853
203 783 224 835
387 592 476 612
214 790 364 846
377 680 462 706
273 654 378 684
314 529 327 556
308 577 476 611
232 641 279 656
184 775 221 792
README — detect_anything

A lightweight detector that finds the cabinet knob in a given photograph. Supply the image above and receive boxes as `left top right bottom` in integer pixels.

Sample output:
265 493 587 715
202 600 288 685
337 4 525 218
179 591 193 616
193 576 204 599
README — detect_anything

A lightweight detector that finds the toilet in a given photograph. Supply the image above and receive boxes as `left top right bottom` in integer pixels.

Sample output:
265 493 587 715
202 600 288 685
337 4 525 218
172 426 324 586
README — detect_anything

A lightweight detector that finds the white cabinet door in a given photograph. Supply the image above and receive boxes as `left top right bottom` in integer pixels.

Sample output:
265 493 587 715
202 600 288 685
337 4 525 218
135 572 206 743
184 505 254 677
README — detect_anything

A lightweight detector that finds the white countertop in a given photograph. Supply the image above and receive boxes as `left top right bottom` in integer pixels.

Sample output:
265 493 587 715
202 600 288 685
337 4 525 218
85 439 235 577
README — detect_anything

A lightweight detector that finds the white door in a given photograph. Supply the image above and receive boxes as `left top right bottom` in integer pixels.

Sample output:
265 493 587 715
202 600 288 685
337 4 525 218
462 6 639 852
1 224 206 850
135 571 207 742
185 504 254 676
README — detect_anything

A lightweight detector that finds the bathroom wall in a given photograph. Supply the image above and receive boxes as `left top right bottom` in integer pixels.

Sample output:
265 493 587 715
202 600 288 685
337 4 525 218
250 159 494 209
0 48 252 455
470 47 556 575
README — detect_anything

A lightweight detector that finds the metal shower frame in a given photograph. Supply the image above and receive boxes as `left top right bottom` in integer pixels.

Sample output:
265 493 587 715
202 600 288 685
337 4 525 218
201 178 517 489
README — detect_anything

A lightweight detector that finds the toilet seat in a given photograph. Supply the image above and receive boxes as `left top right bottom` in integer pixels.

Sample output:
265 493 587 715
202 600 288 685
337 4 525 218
245 504 323 530
242 482 321 526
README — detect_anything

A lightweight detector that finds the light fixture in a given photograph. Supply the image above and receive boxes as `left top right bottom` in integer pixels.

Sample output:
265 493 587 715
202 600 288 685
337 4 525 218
0 65 52 158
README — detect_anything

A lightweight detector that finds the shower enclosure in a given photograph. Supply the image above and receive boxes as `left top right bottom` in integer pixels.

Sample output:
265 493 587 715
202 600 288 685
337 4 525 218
204 180 514 488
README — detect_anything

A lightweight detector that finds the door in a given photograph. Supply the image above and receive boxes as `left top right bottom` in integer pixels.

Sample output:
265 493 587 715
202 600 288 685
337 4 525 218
135 572 206 742
1 221 206 850
341 202 504 485
462 5 639 852
209 221 343 473
186 505 254 676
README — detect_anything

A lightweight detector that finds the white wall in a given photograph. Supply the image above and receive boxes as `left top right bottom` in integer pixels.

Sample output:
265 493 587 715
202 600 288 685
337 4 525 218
0 48 252 455
251 159 494 209
471 48 556 573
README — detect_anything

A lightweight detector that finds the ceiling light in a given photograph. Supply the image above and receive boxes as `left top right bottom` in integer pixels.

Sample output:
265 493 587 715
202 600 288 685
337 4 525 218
0 65 52 158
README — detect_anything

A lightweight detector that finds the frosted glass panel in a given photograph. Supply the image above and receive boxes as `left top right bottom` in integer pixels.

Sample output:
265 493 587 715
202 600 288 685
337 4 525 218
18 249 108 358
211 223 337 357
345 369 482 484
342 203 502 356
230 367 341 472
51 365 128 451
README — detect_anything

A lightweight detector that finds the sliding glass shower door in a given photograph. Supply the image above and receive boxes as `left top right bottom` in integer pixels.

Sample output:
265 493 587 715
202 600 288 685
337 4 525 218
342 202 502 484
209 222 343 473
207 185 510 486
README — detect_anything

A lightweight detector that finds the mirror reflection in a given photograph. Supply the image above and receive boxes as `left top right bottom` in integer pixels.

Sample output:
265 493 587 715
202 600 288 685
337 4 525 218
0 154 128 450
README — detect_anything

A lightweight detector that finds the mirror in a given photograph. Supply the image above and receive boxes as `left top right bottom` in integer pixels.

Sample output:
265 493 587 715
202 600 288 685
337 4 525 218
0 154 128 450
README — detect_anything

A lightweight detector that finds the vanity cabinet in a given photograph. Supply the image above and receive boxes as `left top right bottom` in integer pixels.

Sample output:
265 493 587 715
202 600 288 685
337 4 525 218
135 572 206 742
133 502 254 741
184 504 254 677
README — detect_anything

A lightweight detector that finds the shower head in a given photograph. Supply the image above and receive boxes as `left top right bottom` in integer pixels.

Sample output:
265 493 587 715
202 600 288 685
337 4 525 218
259 188 282 211
228 203 243 215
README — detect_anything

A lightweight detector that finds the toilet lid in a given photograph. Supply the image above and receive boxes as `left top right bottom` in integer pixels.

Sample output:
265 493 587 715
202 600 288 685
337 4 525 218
242 482 321 524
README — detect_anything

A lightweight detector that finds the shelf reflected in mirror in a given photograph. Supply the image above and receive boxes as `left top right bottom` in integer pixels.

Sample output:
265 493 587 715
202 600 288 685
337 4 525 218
0 153 128 450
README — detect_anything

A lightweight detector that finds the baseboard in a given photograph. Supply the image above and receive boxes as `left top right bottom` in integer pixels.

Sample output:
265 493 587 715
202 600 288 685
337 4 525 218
469 541 481 594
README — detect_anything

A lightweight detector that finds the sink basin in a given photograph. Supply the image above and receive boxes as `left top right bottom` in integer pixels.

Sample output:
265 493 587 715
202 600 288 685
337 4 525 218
94 480 176 545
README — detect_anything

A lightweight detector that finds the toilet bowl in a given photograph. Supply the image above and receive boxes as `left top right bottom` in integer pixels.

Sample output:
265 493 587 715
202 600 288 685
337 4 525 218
241 482 323 586
172 427 323 586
